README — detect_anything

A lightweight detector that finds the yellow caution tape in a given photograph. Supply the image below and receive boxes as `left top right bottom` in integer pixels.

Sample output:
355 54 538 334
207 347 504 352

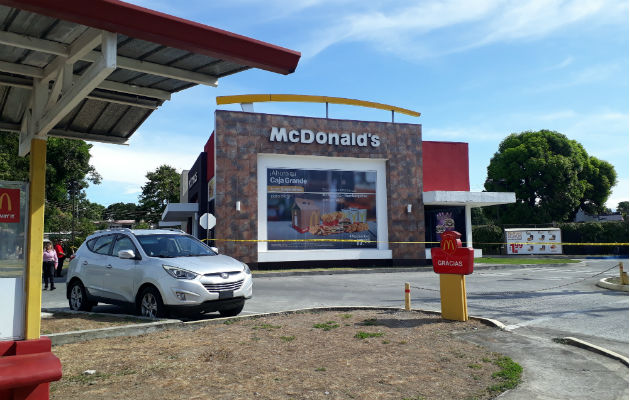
202 238 628 246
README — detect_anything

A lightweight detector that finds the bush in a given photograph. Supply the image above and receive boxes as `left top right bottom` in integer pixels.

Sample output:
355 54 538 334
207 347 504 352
472 225 504 255
558 221 628 255
472 221 628 255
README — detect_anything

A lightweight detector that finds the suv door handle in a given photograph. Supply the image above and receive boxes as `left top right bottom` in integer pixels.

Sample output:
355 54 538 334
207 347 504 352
82 261 88 265
106 264 113 269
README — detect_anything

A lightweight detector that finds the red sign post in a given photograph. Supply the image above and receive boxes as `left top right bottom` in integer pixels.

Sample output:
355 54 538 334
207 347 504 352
431 231 474 321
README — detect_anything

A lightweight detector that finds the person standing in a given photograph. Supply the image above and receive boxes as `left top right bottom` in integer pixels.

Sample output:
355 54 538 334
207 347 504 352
54 240 66 277
43 242 57 290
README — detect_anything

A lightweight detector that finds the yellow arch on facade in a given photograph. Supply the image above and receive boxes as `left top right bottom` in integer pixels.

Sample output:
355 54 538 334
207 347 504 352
216 94 420 118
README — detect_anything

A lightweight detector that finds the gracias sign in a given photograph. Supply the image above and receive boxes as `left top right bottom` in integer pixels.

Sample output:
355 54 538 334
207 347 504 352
270 127 381 148
431 231 474 275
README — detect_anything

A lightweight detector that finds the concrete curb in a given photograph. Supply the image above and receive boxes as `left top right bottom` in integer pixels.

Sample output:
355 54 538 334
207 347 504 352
252 261 586 278
555 337 629 367
596 277 629 292
45 306 506 345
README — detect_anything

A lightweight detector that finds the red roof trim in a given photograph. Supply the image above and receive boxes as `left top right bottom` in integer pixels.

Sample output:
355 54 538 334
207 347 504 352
1 0 300 75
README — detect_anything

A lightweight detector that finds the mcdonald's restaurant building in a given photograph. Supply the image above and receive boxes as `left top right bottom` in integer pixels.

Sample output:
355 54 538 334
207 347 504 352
164 103 515 268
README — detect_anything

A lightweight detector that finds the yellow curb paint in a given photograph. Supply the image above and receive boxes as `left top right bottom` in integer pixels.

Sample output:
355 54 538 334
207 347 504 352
439 274 468 322
25 138 46 339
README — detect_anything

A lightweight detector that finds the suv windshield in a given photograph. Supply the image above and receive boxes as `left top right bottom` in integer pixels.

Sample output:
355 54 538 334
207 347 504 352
136 234 216 258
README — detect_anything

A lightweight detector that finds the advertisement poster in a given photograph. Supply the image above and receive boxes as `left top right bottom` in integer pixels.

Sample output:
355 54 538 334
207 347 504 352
0 181 28 340
505 228 562 255
424 206 466 248
267 168 377 250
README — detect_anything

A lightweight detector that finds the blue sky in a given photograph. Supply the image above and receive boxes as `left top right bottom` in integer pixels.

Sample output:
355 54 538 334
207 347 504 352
86 0 629 211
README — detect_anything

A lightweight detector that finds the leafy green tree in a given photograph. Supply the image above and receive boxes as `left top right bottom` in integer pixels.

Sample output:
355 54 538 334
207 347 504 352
0 132 103 236
103 202 139 221
484 130 616 224
138 165 180 223
618 201 629 221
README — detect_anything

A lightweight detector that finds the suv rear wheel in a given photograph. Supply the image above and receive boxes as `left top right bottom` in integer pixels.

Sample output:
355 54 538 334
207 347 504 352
138 286 166 318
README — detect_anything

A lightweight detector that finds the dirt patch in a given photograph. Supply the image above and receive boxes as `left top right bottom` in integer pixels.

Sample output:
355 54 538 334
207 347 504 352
51 310 518 399
41 313 151 334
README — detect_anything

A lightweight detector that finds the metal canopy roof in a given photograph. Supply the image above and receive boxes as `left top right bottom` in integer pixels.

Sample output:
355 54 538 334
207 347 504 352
0 0 300 155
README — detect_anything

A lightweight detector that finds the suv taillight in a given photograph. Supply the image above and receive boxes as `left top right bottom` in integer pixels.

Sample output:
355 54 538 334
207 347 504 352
69 254 76 261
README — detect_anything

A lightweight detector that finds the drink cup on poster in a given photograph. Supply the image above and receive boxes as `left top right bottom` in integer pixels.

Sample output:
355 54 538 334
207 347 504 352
358 209 367 222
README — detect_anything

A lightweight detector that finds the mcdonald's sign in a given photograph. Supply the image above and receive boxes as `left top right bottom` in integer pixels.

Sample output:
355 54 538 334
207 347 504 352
0 188 20 223
431 230 474 275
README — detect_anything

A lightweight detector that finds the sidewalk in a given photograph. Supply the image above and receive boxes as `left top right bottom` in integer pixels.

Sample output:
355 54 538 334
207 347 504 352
459 326 629 400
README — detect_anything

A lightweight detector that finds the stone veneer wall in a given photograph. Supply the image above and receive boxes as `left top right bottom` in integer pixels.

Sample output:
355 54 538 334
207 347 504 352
214 110 424 264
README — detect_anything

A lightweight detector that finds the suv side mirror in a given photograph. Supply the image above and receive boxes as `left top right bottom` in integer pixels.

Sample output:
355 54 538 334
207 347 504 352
210 247 219 254
118 249 136 259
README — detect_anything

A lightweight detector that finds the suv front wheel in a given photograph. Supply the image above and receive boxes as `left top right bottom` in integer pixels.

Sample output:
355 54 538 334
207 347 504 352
137 286 166 318
68 280 95 312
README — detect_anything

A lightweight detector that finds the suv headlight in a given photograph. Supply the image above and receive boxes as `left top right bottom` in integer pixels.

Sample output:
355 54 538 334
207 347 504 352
242 262 251 275
163 265 199 280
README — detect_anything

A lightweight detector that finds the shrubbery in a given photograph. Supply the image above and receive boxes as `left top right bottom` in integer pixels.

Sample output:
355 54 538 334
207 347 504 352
472 221 628 255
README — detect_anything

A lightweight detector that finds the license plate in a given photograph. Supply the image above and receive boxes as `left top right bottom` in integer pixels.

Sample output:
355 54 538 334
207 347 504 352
218 290 234 299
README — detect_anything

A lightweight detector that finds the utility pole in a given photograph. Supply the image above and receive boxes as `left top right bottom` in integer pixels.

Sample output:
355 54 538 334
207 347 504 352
68 180 79 246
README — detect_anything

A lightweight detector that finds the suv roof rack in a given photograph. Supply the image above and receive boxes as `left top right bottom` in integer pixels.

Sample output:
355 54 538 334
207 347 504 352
92 227 133 235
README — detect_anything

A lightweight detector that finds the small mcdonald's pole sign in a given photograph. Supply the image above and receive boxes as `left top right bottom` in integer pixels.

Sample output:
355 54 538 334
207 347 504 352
431 230 474 275
0 188 20 223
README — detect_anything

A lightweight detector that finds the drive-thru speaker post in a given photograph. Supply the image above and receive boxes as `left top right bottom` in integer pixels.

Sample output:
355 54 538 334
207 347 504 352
431 231 474 321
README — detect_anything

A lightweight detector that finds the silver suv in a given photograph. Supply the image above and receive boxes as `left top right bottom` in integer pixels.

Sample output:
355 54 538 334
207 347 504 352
66 229 252 318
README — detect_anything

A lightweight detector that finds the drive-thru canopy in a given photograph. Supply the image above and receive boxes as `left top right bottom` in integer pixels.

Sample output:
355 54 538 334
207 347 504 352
0 0 300 340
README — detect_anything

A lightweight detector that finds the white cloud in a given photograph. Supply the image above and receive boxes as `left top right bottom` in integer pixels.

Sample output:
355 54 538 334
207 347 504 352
299 0 626 59
544 56 575 71
607 178 629 209
89 143 195 187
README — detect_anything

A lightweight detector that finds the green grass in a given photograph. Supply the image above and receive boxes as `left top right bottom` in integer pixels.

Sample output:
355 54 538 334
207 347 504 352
280 336 295 342
354 331 384 340
315 367 327 372
313 321 339 331
252 324 281 331
468 363 482 369
361 318 379 326
475 257 579 265
487 356 523 393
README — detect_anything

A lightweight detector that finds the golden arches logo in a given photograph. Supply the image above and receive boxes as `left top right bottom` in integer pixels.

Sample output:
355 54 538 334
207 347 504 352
441 237 457 254
0 192 12 212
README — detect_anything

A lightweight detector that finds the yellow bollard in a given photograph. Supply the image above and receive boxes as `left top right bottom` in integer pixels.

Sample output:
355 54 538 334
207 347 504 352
620 262 629 285
404 283 411 310
439 274 468 321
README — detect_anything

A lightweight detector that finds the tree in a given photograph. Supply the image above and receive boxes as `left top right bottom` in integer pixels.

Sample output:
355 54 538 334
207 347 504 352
138 165 180 223
0 132 103 233
618 201 629 222
484 130 617 224
103 202 139 221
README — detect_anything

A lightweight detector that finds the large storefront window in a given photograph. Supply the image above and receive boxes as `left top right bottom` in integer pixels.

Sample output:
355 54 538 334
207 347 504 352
266 168 377 250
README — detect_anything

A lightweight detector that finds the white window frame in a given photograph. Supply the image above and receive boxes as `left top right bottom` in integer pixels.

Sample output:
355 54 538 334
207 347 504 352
257 154 392 262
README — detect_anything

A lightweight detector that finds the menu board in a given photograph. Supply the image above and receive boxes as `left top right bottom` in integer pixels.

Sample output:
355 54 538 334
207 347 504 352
266 168 377 250
505 229 562 255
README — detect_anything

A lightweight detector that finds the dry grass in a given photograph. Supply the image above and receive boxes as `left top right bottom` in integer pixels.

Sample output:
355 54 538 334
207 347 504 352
51 310 516 400
41 313 150 335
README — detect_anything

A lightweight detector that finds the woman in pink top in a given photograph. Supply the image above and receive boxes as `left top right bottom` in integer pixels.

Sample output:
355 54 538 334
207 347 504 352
43 242 57 290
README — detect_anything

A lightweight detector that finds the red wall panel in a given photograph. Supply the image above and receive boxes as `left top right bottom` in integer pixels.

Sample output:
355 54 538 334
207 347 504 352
422 141 470 191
